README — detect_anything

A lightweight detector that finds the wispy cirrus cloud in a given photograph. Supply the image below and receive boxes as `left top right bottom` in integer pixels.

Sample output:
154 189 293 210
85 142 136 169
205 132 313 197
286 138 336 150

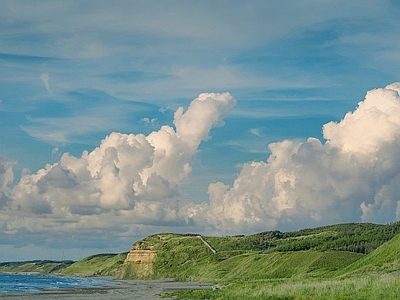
19 89 162 145
40 73 52 95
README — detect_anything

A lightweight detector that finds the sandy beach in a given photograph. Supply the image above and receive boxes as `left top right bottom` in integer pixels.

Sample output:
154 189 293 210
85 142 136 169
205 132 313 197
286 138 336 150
0 280 212 300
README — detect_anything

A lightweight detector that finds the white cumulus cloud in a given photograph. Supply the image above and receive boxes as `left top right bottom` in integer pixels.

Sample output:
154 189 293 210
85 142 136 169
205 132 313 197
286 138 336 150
186 83 400 234
0 93 235 239
3 83 400 245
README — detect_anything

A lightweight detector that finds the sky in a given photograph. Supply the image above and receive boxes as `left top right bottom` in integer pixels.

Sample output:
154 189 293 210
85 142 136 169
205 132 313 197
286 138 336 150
1 0 400 262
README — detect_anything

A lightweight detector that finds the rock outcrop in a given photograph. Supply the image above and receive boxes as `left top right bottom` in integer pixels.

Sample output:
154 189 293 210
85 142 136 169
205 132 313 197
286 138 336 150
125 249 156 263
121 244 156 279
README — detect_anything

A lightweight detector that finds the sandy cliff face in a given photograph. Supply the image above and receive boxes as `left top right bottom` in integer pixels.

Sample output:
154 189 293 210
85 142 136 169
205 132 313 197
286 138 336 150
125 249 157 263
121 245 157 278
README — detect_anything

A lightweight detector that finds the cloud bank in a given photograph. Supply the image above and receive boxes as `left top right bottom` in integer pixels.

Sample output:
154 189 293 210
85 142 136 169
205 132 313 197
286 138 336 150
2 83 400 250
0 93 235 240
187 83 400 234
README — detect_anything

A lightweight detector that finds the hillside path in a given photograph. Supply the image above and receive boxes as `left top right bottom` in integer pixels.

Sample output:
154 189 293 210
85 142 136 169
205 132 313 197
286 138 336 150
197 235 216 254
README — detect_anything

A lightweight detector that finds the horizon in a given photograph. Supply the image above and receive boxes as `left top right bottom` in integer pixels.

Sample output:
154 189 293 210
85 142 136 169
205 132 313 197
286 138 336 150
1 1 400 262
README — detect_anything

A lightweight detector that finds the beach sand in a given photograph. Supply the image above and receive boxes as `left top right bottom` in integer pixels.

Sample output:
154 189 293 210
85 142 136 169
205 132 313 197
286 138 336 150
0 280 212 299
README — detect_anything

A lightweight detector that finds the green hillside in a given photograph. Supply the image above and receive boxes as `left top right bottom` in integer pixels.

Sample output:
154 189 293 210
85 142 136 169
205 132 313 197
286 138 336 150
121 233 364 282
120 222 400 281
0 253 126 277
0 260 74 274
122 222 400 299
342 233 400 274
223 222 400 254
1 222 400 299
158 233 400 300
61 252 127 277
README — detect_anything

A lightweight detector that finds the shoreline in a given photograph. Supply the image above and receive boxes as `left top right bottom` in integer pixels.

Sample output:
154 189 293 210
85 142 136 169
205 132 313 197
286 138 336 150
0 279 212 299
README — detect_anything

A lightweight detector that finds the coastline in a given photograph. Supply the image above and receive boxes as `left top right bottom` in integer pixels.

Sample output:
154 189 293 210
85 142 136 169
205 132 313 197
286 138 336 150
0 279 212 299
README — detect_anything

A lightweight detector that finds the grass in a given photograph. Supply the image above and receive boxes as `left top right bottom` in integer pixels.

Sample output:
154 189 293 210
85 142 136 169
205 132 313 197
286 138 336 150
121 233 364 282
0 260 74 274
340 233 400 274
165 274 400 300
136 225 400 299
61 252 127 277
1 222 400 299
0 253 126 278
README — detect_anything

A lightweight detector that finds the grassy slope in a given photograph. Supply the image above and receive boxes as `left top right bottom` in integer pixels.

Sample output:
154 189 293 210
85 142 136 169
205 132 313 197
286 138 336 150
122 222 400 281
342 233 400 274
162 234 400 300
0 260 74 274
1 222 399 285
244 222 400 253
0 254 126 278
123 233 363 282
61 253 127 277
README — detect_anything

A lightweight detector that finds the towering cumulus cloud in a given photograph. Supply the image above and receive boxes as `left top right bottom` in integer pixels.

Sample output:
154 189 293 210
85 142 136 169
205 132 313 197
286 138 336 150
2 84 400 244
1 93 235 236
186 83 400 234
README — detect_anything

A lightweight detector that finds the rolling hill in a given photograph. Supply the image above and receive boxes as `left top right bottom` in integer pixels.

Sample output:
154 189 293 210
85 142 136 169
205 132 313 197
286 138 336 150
1 221 399 297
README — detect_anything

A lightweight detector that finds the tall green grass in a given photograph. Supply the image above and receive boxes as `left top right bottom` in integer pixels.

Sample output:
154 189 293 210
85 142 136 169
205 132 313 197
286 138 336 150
165 274 400 300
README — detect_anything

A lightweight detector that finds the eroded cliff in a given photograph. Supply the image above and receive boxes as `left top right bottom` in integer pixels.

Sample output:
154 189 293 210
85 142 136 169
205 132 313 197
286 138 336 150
121 243 157 279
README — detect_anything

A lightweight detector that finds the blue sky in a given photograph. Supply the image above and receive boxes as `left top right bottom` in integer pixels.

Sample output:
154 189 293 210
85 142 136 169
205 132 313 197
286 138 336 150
1 1 400 261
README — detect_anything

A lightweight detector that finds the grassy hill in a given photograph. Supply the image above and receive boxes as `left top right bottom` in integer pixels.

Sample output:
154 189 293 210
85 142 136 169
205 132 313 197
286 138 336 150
1 222 400 299
151 231 400 300
341 233 400 274
60 252 127 277
213 222 400 254
0 254 126 277
121 234 366 282
0 260 74 274
120 222 400 281
121 222 400 299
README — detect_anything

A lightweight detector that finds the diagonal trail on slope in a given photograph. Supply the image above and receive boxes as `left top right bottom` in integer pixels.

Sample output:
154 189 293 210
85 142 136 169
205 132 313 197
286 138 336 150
197 235 216 254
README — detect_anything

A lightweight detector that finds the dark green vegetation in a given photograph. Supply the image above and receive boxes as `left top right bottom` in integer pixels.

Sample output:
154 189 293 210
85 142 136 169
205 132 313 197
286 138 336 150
1 222 399 299
205 221 400 254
